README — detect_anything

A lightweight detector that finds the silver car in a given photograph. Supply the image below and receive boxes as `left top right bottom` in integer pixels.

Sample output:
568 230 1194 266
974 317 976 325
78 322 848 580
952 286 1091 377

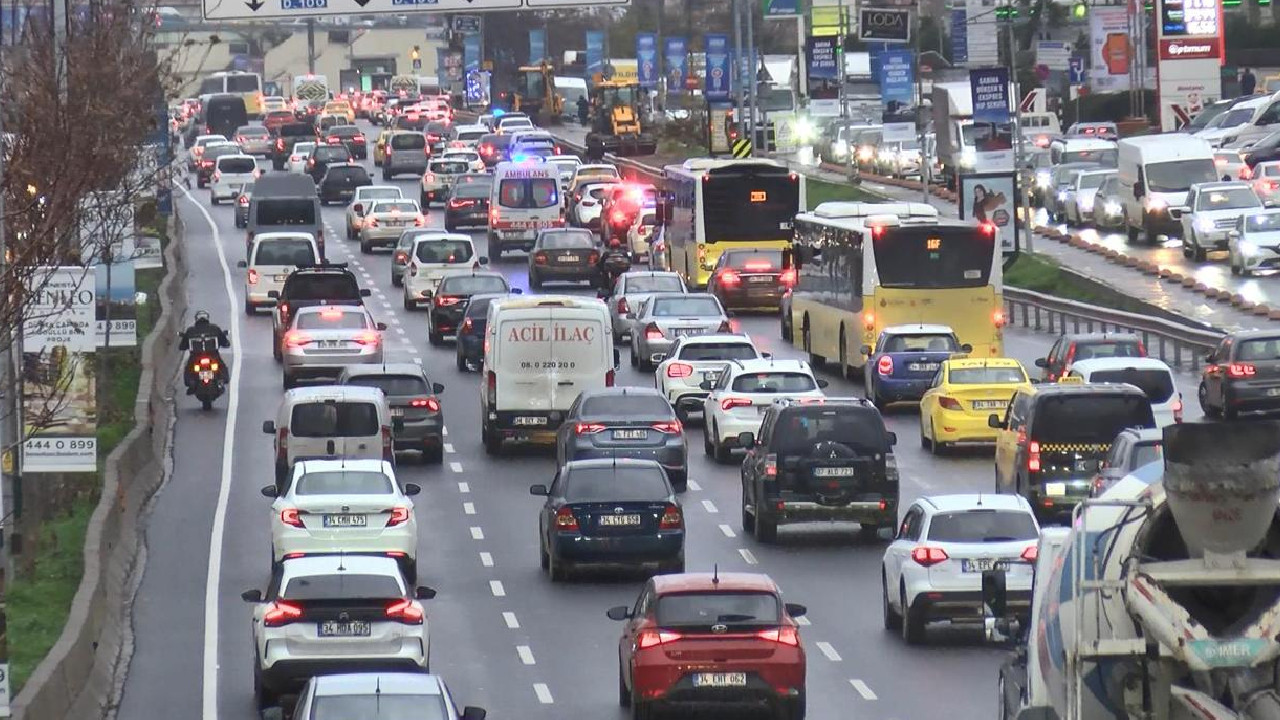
234 124 273 156
420 157 469 207
1066 169 1116 226
604 271 688 340
281 305 387 389
390 229 451 287
628 293 730 372
359 199 425 254
345 185 404 240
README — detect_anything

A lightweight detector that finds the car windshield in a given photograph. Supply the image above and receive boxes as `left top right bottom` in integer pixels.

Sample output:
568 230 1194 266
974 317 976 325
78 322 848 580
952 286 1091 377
772 408 890 453
1196 188 1261 211
656 592 781 627
295 309 369 330
625 275 684 293
949 366 1027 384
281 573 400 601
295 470 393 496
1147 159 1217 192
1074 340 1144 360
453 184 490 199
416 240 473 263
240 126 269 137
926 509 1038 542
345 375 428 396
731 372 817 393
314 147 351 161
651 297 721 317
1088 368 1175 403
580 395 673 418
373 201 419 214
310 695 450 720
290 401 380 438
1237 338 1280 360
1263 166 1280 178
254 239 315 266
391 134 426 150
219 157 257 174
330 126 360 137
540 231 594 249
1078 173 1110 190
441 276 508 295
563 467 669 501
326 167 368 181
430 160 469 174
1034 395 1155 442
881 334 957 353
1246 212 1280 231
1219 108 1256 127
677 342 757 361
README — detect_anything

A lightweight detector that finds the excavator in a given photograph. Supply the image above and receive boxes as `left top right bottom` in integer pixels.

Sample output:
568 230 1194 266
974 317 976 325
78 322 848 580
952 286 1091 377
584 79 657 160
512 60 562 126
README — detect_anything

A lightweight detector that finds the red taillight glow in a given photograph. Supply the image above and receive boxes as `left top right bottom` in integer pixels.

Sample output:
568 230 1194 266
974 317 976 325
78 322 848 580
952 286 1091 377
1021 545 1039 562
386 506 410 527
434 295 463 307
284 331 310 348
877 355 894 375
263 600 304 627
410 397 441 412
666 362 693 378
911 546 949 567
651 421 682 434
238 195 249 206
993 310 1007 328
719 269 742 286
555 507 579 531
1028 440 1042 473
460 318 473 333
247 269 260 285
354 331 380 346
644 323 664 341
721 397 752 411
757 626 800 646
280 508 304 528
779 268 797 286
938 396 962 411
534 252 548 265
1229 363 1257 378
1172 395 1184 423
385 598 424 624
575 422 606 434
659 505 683 529
637 630 682 648
863 311 876 331
606 369 616 387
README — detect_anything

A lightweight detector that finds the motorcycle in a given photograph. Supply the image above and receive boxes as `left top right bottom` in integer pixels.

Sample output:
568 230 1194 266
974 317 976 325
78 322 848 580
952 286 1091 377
596 241 632 291
190 353 225 410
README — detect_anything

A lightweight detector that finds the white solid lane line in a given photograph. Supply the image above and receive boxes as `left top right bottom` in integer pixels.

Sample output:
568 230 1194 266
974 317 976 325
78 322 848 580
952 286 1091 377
490 580 506 597
719 524 736 538
738 548 758 565
850 679 878 700
479 551 494 567
701 499 718 514
516 645 536 665
470 526 485 540
816 641 842 662
503 611 520 629
533 683 554 704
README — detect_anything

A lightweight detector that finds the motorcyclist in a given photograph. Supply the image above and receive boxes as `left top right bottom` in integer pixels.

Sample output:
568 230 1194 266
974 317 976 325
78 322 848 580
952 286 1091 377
597 237 631 292
178 310 230 394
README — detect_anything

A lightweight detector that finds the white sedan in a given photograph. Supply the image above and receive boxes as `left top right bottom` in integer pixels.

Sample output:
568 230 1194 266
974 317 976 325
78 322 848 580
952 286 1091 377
264 459 420 581
288 141 317 175
700 358 826 463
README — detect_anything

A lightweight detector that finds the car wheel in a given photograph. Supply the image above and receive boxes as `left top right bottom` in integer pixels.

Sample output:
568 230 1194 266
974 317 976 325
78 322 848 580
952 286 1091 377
712 425 731 464
859 524 883 542
703 427 714 457
1126 224 1139 244
1193 239 1208 262
253 666 277 710
359 239 372 254
755 499 778 543
630 345 639 368
882 570 902 630
445 222 456 232
999 676 1009 720
659 552 685 574
456 351 468 372
282 372 295 390
404 296 416 311
244 300 256 317
548 550 571 582
741 487 756 535
1199 383 1221 418
631 691 652 720
423 443 444 464
428 326 444 346
929 422 945 455
482 421 502 455
211 195 221 206
780 308 792 342
391 273 403 288
901 587 925 644
383 169 391 181
618 658 631 707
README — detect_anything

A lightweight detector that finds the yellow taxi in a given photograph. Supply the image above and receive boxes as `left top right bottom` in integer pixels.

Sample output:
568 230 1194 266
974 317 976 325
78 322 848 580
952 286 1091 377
324 100 355 124
374 129 394 167
918 357 1031 453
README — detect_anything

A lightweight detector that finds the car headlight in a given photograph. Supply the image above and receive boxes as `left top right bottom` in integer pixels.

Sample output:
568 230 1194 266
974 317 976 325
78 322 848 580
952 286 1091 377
1145 196 1167 212
1195 216 1215 232
1240 239 1260 256
1057 190 1069 201
794 118 813 142
1104 201 1121 216
1035 172 1052 188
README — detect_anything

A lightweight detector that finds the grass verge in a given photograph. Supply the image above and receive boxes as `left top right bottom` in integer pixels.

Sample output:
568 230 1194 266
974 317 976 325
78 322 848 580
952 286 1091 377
807 178 887 210
1004 253 1157 315
9 226 167 694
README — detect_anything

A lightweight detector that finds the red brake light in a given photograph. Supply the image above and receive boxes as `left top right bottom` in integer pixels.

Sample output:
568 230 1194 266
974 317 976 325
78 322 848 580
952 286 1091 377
410 397 441 412
384 598 424 624
1028 440 1042 473
460 318 473 333
606 368 616 387
659 505 683 529
757 626 800 646
555 506 580 532
386 506 410 527
651 421 682 434
719 269 742 286
877 355 894 375
575 422 606 434
284 331 310 348
637 630 682 648
263 600 304 627
280 508 304 528
394 251 408 263
247 269 260 285
1021 545 1039 562
434 295 463 307
617 297 629 314
911 546 949 567
1228 363 1257 378
993 310 1007 328
1172 395 1183 423
238 195 250 206
644 323 664 341
354 331 380 346
486 370 497 404
666 362 693 378
534 252 548 265
779 268 797 287
721 397 752 411
938 396 962 411
863 311 876 331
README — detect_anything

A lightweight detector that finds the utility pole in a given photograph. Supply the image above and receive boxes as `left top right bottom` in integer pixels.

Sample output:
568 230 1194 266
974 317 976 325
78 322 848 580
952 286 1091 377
733 0 748 140
915 0 929 204
307 19 316 75
746 0 761 154
1005 1 1032 253
842 0 855 181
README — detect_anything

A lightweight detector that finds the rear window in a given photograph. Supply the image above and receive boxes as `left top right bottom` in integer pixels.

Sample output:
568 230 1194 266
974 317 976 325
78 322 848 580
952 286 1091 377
731 372 817 393
330 126 361 137
239 126 269 137
426 122 450 134
656 592 780 627
314 147 351 161
440 276 508 295
453 183 490 199
676 342 757 361
295 470 393 496
345 375 428 397
578 167 619 181
1033 394 1155 442
326 166 369 181
218 157 256 174
290 400 380 438
1237 338 1280 360
295 309 369 330
772 408 890 453
281 573 400 601
626 275 684 293
540 231 594 249
254 239 315 266
373 201 419 214
416 240 473 264
464 297 496 317
430 160 468 174
281 123 315 137
286 275 360 300
881 334 957 353
1088 368 1175 403
926 509 1038 542
1072 340 1144 361
580 395 672 417
255 199 317 226
498 178 559 209
652 296 721 317
563 467 670 501
725 250 783 270
310 696 449 720
391 134 426 150
949 366 1027 384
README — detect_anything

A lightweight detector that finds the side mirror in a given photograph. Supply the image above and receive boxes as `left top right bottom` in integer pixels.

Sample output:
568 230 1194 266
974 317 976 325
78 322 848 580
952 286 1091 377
267 290 280 299
260 485 278 498
988 414 1003 429
761 351 773 359
461 708 487 720
415 585 437 600
236 260 247 268
392 418 405 433
886 431 898 446
262 420 276 434
982 568 1008 618
1205 353 1216 363
737 431 755 448
376 322 388 331
241 589 263 603
361 288 372 297
785 602 807 618
613 348 621 368
478 256 490 265
404 482 421 496
1033 357 1048 368
816 379 829 389
961 343 973 353
432 382 445 394
606 605 632 621
699 379 713 391
859 344 872 356
529 484 549 496
511 288 523 295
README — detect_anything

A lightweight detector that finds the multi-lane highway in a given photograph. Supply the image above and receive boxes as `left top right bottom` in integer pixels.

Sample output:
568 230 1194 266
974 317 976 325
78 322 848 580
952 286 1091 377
116 122 1204 720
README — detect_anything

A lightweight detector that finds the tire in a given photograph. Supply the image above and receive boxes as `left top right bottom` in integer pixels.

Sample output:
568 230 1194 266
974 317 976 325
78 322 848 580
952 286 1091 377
428 324 444 346
548 551 571 582
1199 383 1221 419
456 352 468 372
703 428 714 457
253 667 277 711
630 345 639 368
201 397 213 411
445 222 456 232
741 488 756 535
882 571 902 630
272 335 282 362
423 443 444 464
901 587 925 644
999 676 1010 720
282 372 296 390
482 422 502 455
780 692 806 720
211 196 221 206
1127 224 1139 244
392 274 403 288
755 499 778 543
272 160 284 171
383 169 392 181
780 308 792 342
712 424 731 464
540 541 550 571
659 553 685 574
360 239 372 254
859 524 883 542
618 659 631 707
928 422 944 455
631 692 652 720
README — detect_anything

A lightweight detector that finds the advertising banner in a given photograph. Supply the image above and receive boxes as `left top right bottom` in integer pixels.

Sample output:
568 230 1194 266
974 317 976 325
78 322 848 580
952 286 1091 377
764 0 801 16
636 33 658 89
529 29 546 65
96 260 136 348
959 174 1019 257
879 49 917 142
586 31 605 83
950 8 968 66
965 0 999 66
859 8 911 43
665 37 687 96
969 67 1014 172
704 34 732 101
1089 6 1131 92
22 266 97 473
807 35 840 116
464 33 481 73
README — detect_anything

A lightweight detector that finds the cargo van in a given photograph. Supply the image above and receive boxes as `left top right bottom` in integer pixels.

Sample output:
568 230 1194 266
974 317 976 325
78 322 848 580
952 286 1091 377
263 385 397 491
1194 95 1268 146
247 175 325 258
1117 134 1216 244
488 160 565 258
479 295 618 453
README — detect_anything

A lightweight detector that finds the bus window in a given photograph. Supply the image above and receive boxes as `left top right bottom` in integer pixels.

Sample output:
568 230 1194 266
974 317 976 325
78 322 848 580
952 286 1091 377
872 227 993 290
703 170 799 242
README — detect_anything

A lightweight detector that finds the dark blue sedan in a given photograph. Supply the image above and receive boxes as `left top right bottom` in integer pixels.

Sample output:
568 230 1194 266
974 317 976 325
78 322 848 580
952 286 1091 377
862 324 969 409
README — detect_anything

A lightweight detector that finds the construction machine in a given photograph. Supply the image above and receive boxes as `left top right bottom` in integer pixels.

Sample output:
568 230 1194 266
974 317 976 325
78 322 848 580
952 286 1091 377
585 80 657 160
512 60 563 126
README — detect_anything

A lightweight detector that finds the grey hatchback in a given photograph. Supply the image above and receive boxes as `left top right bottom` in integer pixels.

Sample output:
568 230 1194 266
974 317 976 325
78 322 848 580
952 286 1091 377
555 387 688 492
338 363 446 464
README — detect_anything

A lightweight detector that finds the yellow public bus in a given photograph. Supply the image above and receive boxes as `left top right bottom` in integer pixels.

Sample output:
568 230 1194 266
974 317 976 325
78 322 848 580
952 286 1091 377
661 158 805 289
784 201 1005 377
198 71 265 118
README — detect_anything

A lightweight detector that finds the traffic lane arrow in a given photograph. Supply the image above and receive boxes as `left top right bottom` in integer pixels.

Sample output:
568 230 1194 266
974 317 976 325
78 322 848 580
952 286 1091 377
354 0 369 6
245 0 263 9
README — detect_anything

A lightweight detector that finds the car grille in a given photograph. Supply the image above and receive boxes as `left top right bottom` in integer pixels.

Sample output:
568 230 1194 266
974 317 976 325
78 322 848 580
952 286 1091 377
1215 218 1238 230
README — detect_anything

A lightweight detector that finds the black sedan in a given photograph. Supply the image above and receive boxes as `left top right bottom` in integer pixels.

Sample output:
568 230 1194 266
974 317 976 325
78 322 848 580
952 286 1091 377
306 144 353 184
529 228 600 289
318 164 372 205
530 458 685 582
427 271 513 346
325 124 368 159
477 134 510 168
444 182 491 232
707 248 795 311
556 387 687 491
234 186 253 229
454 292 505 372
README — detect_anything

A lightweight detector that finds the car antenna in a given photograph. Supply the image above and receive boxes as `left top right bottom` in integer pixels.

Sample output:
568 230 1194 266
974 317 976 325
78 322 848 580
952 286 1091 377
375 674 382 712
337 550 346 572
712 564 720 587
976 493 983 506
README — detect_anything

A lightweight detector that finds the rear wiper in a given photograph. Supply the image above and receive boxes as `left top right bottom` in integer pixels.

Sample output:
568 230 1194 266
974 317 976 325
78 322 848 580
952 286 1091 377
717 614 758 622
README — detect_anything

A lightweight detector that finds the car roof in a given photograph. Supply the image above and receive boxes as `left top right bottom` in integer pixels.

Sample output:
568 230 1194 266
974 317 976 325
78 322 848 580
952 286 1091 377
285 384 385 403
579 386 667 400
1226 329 1280 341
1026 383 1147 398
280 553 400 578
622 270 681 279
1067 357 1172 374
564 458 664 473
729 358 811 373
653 572 779 595
882 323 956 335
919 493 1031 513
253 231 315 243
295 458 391 474
1193 181 1253 191
356 185 401 194
340 363 426 379
311 673 445 697
439 270 506 282
944 357 1024 369
411 233 472 245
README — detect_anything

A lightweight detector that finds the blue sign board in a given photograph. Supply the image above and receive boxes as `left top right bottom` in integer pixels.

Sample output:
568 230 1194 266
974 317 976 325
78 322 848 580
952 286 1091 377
665 37 687 96
637 33 658 89
529 29 546 65
586 31 605 83
969 67 1014 171
282 0 327 9
764 0 800 15
464 33 481 73
1069 56 1085 84
950 8 968 66
879 49 916 140
437 48 449 90
807 36 839 81
704 34 732 101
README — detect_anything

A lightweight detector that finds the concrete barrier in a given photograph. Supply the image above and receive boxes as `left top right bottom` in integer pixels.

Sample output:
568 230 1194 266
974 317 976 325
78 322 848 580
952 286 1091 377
13 211 188 720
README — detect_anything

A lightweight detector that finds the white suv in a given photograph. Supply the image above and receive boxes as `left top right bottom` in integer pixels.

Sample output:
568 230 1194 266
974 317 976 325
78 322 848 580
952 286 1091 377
881 493 1039 644
655 334 763 422
264 459 420 581
243 555 435 710
700 358 827 463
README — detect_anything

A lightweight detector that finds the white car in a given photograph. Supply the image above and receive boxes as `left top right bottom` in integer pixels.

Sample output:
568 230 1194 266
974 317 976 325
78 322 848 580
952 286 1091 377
441 149 484 174
1229 208 1280 276
288 141 316 175
547 155 582 190
1063 357 1183 427
244 555 434 709
290 673 487 720
238 232 319 314
451 123 488 147
655 333 763 422
1181 181 1263 261
188 133 228 170
209 153 260 204
345 185 404 240
573 181 615 228
700 358 827 463
265 459 420 578
1066 168 1115 226
881 493 1039 644
402 233 485 310
626 207 658 260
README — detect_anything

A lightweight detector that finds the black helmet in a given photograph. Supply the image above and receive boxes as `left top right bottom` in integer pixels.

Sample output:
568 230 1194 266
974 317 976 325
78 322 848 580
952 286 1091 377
194 310 210 323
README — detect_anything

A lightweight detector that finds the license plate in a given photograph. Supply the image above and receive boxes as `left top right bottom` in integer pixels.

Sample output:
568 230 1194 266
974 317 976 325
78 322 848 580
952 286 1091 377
559 254 580 262
391 408 404 417
971 400 1008 410
1045 481 1067 497
693 673 747 688
274 274 289 282
675 328 704 337
198 370 214 382
514 416 548 426
813 467 857 477
317 340 344 349
318 620 371 637
599 514 642 526
748 275 774 283
1268 388 1280 397
613 429 647 440
323 514 367 527
962 558 1007 573
703 371 721 385
908 362 941 372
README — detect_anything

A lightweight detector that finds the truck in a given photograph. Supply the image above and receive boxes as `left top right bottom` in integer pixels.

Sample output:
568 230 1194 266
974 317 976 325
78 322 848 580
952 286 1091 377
932 81 975 187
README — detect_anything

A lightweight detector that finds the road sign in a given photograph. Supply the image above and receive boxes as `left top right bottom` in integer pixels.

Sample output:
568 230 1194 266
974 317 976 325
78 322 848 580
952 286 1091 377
452 14 480 32
1068 56 1085 84
1035 41 1070 70
204 0 626 21
413 57 422 70
732 138 753 158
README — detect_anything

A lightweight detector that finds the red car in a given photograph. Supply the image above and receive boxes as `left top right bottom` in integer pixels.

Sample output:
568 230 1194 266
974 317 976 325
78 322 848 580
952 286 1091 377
608 572 807 720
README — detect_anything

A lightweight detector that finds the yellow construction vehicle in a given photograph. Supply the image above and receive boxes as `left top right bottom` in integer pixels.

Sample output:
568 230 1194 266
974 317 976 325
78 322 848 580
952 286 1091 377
512 60 563 126
585 79 657 159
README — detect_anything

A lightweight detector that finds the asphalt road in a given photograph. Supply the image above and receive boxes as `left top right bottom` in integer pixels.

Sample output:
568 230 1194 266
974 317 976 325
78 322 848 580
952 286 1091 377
115 122 1205 720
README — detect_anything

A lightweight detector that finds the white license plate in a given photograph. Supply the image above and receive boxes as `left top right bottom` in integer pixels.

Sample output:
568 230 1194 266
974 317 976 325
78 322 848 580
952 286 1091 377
514 416 548 426
703 372 721 385
323 514 367 528
908 362 941 372
391 408 405 417
599 514 642 526
1045 482 1067 497
558 255 580 262
318 620 371 637
613 429 647 440
1268 388 1280 397
813 467 857 477
693 673 747 688
962 558 1007 573
675 328 704 337
748 275 773 283
274 274 289 282
198 370 214 382
971 400 1008 410
317 340 345 349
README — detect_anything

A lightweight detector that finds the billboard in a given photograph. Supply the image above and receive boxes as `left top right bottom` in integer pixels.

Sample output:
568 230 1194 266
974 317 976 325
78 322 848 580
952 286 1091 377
22 266 97 473
807 35 841 116
859 8 911 43
950 8 968 66
959 174 1019 257
586 31 605 83
636 33 657 89
1156 0 1223 131
665 37 687 96
464 33 481 73
969 67 1014 172
96 260 136 348
1089 6 1131 93
704 34 732 101
879 49 917 142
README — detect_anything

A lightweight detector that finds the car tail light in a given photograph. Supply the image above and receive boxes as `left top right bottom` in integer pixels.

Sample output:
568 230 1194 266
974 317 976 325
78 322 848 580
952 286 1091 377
757 626 800 646
719 269 741 286
611 209 627 225
576 422 606 434
276 138 285 150
434 295 462 307
644 323 664 340
486 370 497 405
938 396 962 411
1021 545 1039 562
247 269 260 285
449 198 474 209
606 368 615 387
280 508 304 528
721 397 752 411
763 453 778 477
1228 363 1256 378
394 251 408 263
652 420 682 433
460 318 473 333
276 427 289 458
555 506 579 532
659 505 683 529
863 311 876 331
366 217 379 228
212 171 222 182
425 173 437 184
1172 394 1183 423
616 297 629 315
489 208 499 224
284 331 310 348
385 598 424 624
238 195 249 206
353 135 366 143
354 331 380 346
877 355 894 375
1028 440 1041 473
235 135 246 144
386 506 410 527
993 310 1006 328
1241 166 1254 180
717 321 732 333
637 630 683 648
263 600 304 627
410 397 441 412
588 251 599 264
534 252 548 265
779 268 797 287
911 546 949 567
666 362 693 378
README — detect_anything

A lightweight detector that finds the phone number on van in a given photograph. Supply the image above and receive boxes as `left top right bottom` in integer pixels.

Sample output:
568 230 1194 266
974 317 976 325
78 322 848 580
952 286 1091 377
520 361 578 370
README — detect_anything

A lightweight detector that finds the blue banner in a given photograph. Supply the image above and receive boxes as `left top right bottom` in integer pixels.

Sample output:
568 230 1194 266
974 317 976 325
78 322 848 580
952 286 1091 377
529 29 546 65
879 49 916 141
637 33 658 89
764 0 800 15
464 33 481 73
665 37 687 96
705 34 731 101
586 31 605 84
950 9 968 66
969 67 1014 171
807 36 838 81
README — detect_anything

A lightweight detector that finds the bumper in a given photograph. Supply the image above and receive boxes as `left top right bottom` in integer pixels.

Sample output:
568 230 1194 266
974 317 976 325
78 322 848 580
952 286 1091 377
1142 211 1182 236
491 230 538 250
1227 383 1280 412
716 286 786 309
429 308 465 334
713 413 767 444
929 410 1001 444
246 290 282 307
446 210 488 227
909 588 1033 623
322 188 359 203
259 651 428 693
534 265 598 281
638 339 675 364
768 498 897 526
874 378 933 403
1239 248 1280 272
633 664 803 707
393 414 444 446
551 532 684 564
1192 228 1232 249
457 334 484 360
283 352 383 379
386 163 428 175
274 533 416 561
360 228 411 246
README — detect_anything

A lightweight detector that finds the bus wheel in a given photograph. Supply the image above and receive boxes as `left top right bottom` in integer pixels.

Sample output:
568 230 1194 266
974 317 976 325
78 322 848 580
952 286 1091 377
839 327 852 380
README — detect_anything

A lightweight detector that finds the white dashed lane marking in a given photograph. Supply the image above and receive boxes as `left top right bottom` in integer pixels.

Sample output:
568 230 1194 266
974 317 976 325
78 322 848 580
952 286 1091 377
816 642 842 662
463 502 476 515
490 580 506 597
503 611 520 629
457 480 469 493
701 500 718 514
795 615 811 626
851 679 878 700
738 548 758 565
517 645 536 665
719 524 736 538
470 526 485 540
395 327 406 335
450 461 464 473
445 443 456 454
533 684 554 704
479 551 494 567
687 479 702 491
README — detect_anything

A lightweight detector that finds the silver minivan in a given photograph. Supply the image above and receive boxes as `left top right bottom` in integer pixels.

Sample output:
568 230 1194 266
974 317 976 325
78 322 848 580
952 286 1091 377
237 232 319 314
383 131 429 180
263 385 397 491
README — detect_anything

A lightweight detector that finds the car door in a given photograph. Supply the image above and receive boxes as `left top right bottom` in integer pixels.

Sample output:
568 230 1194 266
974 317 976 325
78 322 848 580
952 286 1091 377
1041 338 1063 381
741 411 776 505
1182 187 1201 239
994 392 1030 491
557 396 583 464
619 581 655 686
540 470 562 551
1204 336 1232 405
1096 434 1130 491
886 504 925 592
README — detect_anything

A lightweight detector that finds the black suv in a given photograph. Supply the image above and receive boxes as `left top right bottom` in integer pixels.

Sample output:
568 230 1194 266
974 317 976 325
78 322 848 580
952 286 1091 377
318 164 372 205
271 122 318 170
307 145 354 184
269 263 370 361
324 124 368 159
738 397 899 543
1035 332 1146 382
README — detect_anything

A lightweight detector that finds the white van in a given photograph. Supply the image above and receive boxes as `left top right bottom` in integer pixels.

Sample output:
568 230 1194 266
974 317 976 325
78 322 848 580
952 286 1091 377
1223 91 1280 147
488 160 565 259
1048 137 1117 166
555 76 588 119
262 385 397 491
479 295 617 454
1019 112 1062 147
402 233 486 310
1117 134 1217 244
1063 357 1183 428
237 232 319 314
